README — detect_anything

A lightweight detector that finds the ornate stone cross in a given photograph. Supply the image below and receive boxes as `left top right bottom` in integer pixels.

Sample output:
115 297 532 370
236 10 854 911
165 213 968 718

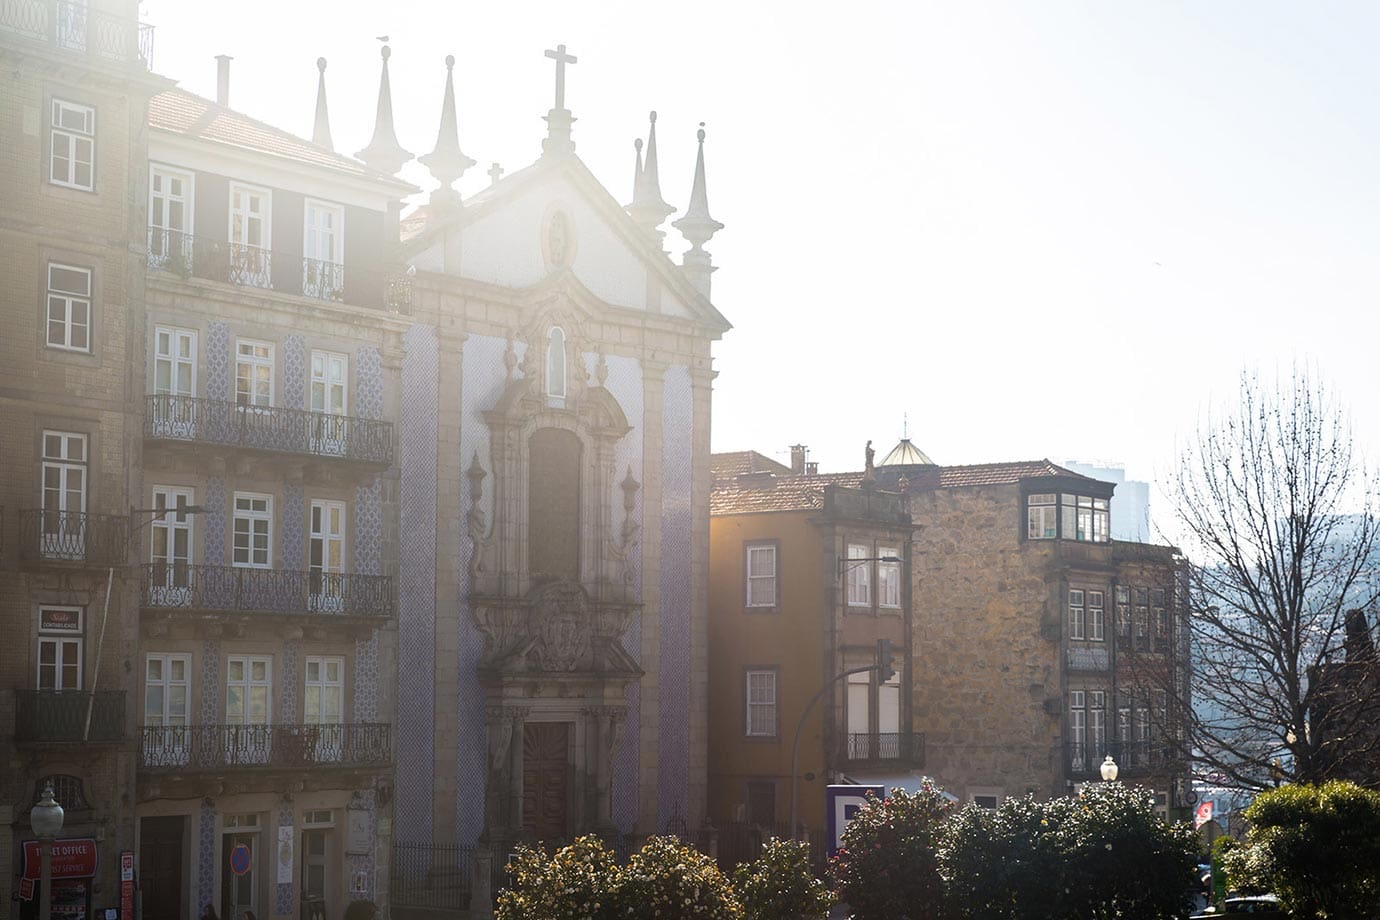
544 43 577 110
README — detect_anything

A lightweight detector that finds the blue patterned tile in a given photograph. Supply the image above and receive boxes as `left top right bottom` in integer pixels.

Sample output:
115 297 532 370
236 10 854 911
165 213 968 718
282 483 304 571
346 790 377 901
658 365 693 828
206 322 230 402
204 477 226 565
200 639 221 725
356 346 383 420
283 334 306 409
397 324 439 845
282 641 300 723
197 798 216 912
276 802 295 914
354 479 381 578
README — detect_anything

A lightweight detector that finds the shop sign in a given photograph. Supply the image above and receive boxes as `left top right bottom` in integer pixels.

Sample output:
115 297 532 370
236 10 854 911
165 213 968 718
21 837 99 879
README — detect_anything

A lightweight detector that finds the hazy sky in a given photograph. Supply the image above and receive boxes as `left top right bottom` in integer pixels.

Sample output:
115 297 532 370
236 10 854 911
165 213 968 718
143 1 1379 535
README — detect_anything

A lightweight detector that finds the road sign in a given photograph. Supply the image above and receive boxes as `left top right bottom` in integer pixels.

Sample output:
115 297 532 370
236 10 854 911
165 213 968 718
230 843 252 876
825 784 885 858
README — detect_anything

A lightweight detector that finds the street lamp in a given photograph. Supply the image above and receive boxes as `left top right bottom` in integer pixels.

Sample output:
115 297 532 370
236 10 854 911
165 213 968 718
1100 755 1119 782
31 781 65 920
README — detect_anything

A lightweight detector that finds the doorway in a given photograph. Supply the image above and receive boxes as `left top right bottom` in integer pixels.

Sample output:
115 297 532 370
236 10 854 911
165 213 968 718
522 722 571 841
139 816 185 920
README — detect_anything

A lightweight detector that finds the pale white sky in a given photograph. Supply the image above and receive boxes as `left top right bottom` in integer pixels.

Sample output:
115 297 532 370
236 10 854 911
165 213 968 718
144 0 1379 536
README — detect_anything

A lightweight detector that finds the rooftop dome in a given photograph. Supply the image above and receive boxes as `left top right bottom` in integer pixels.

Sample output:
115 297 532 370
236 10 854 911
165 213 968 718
878 437 934 466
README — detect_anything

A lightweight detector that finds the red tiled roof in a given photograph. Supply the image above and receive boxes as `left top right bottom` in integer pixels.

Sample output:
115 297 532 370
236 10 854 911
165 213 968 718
710 451 792 478
148 88 413 188
711 459 1096 516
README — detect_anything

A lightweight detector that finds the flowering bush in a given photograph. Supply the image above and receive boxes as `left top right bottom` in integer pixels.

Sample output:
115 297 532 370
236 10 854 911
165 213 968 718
829 784 955 920
496 835 620 920
496 834 741 920
732 837 834 920
616 835 742 920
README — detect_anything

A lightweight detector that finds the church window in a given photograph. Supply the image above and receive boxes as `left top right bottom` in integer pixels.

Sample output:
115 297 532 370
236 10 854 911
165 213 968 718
546 327 567 399
745 543 777 608
746 669 777 737
528 428 581 582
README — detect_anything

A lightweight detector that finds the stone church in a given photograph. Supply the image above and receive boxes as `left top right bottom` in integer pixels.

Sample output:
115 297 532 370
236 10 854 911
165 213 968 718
367 45 731 858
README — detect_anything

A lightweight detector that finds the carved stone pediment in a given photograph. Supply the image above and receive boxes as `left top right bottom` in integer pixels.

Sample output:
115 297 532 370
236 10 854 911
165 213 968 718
471 580 640 677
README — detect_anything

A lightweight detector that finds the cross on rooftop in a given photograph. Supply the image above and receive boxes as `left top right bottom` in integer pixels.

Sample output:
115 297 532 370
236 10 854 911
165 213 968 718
488 162 504 185
545 43 577 110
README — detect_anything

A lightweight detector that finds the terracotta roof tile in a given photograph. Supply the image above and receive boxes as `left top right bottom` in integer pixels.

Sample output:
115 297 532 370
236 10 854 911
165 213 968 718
710 451 792 478
710 472 862 515
149 88 412 188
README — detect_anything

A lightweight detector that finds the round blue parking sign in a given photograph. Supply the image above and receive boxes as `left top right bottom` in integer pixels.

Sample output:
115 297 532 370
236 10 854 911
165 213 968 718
230 843 252 876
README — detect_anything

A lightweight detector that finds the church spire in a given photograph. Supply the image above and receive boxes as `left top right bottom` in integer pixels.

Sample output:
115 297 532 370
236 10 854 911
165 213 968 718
541 43 577 158
418 54 476 207
311 57 333 150
672 124 724 299
627 111 676 245
355 44 412 175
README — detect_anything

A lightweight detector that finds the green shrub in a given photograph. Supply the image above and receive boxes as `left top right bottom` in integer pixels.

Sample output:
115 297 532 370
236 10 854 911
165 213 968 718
732 837 834 920
616 835 742 920
829 784 955 920
1225 780 1380 919
495 835 621 920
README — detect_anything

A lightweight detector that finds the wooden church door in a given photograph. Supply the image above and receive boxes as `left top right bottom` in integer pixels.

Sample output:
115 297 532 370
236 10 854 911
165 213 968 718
522 722 570 841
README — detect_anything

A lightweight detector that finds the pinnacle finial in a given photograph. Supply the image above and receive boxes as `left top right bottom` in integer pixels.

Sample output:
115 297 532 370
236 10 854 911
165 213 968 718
311 57 333 150
419 52 476 205
626 110 675 244
355 44 412 175
673 122 724 298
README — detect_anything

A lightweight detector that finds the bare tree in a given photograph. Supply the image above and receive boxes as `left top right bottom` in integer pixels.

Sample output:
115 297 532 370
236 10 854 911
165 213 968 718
1161 369 1380 790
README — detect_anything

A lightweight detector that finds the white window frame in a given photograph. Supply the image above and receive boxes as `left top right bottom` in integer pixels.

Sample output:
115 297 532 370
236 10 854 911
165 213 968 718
303 199 344 263
149 486 195 603
878 545 901 609
1068 589 1086 641
37 606 85 691
308 500 346 612
1027 493 1057 540
309 350 348 414
46 263 92 352
1069 690 1086 770
143 653 192 766
50 99 95 191
235 339 274 408
1088 590 1105 641
846 670 870 757
878 670 901 735
41 431 87 558
745 669 777 738
745 543 778 608
1088 690 1106 759
846 543 871 607
229 182 272 288
232 492 272 568
154 326 197 397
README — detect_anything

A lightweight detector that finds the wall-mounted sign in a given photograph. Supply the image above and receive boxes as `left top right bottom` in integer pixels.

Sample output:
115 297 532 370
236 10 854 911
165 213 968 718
21 837 99 879
825 785 884 858
39 607 83 633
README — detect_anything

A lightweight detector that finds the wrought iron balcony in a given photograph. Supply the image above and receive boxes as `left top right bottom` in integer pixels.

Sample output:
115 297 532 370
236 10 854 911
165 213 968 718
385 271 414 314
838 731 926 767
1065 739 1178 778
139 722 391 771
145 394 394 466
1 0 154 67
302 256 345 302
17 509 128 566
139 563 394 619
16 690 125 742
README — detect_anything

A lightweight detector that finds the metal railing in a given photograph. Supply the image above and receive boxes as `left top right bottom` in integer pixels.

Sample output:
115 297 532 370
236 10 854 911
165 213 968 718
16 690 125 742
385 271 414 314
392 842 473 910
139 722 391 770
145 394 395 466
1066 739 1177 776
139 563 394 618
839 731 926 766
17 509 128 565
302 257 345 302
1 0 154 67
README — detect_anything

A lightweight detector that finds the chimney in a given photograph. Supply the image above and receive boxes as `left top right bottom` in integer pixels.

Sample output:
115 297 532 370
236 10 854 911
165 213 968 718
215 55 233 107
789 444 808 475
805 462 819 476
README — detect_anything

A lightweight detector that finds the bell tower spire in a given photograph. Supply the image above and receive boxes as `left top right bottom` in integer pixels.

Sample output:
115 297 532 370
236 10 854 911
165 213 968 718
626 111 676 245
355 44 412 175
672 124 724 299
418 54 476 207
311 57 333 150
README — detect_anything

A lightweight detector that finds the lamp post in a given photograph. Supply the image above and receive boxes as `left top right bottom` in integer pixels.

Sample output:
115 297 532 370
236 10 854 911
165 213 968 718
31 781 65 920
1100 754 1119 782
83 502 206 741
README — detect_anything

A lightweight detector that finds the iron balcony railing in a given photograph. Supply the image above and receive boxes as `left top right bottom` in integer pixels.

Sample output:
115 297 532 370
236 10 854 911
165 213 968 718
1066 739 1178 777
16 690 125 742
145 394 395 466
139 563 394 618
139 722 391 770
839 731 926 766
0 0 154 67
17 509 128 565
147 227 413 312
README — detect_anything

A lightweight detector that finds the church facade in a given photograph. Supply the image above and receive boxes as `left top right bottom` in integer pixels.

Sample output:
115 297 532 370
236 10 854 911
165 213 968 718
379 47 731 865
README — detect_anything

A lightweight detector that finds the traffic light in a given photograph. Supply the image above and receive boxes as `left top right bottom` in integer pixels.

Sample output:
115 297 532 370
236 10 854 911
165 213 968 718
877 638 896 682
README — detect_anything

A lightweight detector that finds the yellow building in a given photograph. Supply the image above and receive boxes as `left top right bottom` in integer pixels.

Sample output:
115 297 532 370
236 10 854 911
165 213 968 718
708 450 915 845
